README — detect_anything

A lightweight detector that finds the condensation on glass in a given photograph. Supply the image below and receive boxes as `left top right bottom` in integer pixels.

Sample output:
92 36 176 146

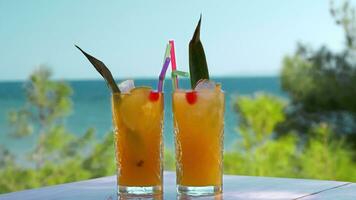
111 89 164 195
173 89 225 196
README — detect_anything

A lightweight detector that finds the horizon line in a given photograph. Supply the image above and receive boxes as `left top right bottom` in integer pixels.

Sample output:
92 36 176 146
0 75 280 83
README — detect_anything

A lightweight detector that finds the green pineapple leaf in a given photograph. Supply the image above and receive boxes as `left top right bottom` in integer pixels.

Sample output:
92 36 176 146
75 45 120 93
189 15 210 89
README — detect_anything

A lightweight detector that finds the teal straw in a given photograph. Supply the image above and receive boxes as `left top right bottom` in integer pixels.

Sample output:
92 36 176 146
171 70 189 89
172 70 189 77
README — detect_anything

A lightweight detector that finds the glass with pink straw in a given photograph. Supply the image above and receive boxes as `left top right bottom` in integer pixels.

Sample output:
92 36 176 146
76 42 171 196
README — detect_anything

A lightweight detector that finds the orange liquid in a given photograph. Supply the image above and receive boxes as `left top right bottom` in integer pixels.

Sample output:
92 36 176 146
173 89 224 186
112 88 163 186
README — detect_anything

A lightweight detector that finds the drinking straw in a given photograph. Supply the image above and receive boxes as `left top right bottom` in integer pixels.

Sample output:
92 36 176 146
158 57 171 92
171 70 189 90
157 44 171 92
172 70 189 77
163 43 171 64
171 72 177 90
169 40 179 89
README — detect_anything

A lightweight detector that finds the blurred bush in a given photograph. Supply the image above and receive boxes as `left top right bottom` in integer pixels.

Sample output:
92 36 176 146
224 0 356 182
0 67 112 193
224 94 356 181
0 66 176 193
277 0 356 149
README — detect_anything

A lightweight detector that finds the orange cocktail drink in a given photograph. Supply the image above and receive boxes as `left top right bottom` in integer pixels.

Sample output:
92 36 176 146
112 87 163 194
75 42 170 196
173 88 224 195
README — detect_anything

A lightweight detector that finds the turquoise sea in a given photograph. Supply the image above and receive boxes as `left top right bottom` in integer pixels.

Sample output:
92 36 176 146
0 77 285 157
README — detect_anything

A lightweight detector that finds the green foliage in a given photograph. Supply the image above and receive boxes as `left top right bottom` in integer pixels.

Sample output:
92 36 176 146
330 0 356 49
82 132 116 178
281 46 356 113
7 109 33 137
0 66 109 194
0 133 112 193
61 127 95 158
39 126 74 156
26 66 72 126
278 1 356 148
0 66 179 193
236 93 286 148
37 160 91 186
225 93 356 182
6 66 78 168
225 94 299 178
0 160 91 194
300 123 356 181
214 0 356 182
0 146 15 168
0 165 39 194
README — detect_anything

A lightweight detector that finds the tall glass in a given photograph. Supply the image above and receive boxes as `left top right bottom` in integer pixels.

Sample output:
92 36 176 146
173 88 225 196
111 87 164 195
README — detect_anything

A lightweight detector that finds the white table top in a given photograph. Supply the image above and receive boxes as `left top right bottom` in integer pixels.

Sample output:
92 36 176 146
0 171 354 200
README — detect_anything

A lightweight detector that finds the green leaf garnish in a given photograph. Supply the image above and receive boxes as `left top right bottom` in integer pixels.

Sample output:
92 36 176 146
189 15 210 89
75 45 120 93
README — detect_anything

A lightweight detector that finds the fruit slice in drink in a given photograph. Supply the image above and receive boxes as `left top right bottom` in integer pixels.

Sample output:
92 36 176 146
112 86 163 191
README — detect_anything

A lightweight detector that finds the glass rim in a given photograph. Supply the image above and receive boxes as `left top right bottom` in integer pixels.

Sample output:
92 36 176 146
172 89 224 94
112 91 164 97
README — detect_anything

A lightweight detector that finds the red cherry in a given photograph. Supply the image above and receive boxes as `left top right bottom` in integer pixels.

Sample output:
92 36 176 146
185 91 197 105
149 91 160 102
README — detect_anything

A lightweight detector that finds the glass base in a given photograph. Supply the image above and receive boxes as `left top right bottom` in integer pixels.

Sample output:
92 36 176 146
118 185 162 195
177 185 222 196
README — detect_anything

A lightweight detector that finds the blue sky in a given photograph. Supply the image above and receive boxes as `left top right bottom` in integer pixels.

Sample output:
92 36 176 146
0 0 349 81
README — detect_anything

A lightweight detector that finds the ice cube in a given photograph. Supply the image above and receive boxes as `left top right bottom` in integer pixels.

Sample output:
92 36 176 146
194 79 216 90
118 80 135 93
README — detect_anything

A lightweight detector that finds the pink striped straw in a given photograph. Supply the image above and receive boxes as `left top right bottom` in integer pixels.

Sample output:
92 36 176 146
169 40 179 88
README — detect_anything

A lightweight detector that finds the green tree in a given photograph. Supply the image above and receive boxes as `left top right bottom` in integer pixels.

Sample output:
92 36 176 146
224 93 299 177
0 146 15 168
7 66 86 168
82 132 116 178
0 66 98 193
330 0 356 50
278 1 356 149
226 93 356 182
0 66 177 194
300 123 356 181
